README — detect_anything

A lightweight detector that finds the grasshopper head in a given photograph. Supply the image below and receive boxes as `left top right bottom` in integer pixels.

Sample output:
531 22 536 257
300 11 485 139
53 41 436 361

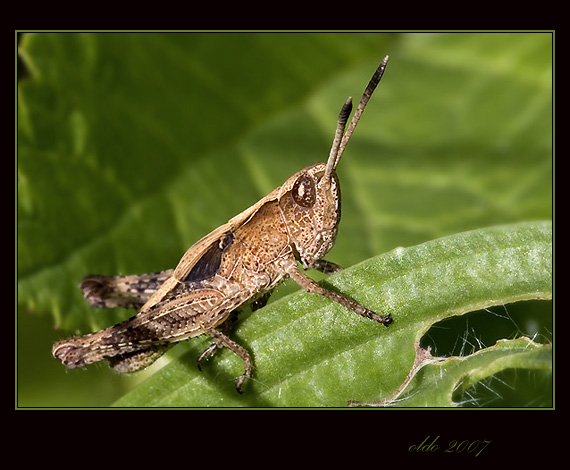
277 98 351 269
279 56 389 269
279 161 341 269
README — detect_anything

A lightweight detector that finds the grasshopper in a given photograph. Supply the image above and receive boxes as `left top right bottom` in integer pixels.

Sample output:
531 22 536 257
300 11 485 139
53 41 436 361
53 56 392 393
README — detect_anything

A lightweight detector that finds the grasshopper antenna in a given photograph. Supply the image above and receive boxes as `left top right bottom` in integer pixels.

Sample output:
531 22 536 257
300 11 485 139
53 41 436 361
323 97 353 186
324 55 389 182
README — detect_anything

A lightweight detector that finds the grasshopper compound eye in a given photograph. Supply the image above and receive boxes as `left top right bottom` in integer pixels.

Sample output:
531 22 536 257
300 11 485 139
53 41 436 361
292 174 317 208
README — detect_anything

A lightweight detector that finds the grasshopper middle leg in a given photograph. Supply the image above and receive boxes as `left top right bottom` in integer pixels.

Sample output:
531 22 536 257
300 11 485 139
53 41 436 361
200 327 253 394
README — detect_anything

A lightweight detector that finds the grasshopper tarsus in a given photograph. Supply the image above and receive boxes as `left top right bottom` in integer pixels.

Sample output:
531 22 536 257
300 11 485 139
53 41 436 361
349 307 393 326
54 57 392 393
235 376 246 394
370 312 393 326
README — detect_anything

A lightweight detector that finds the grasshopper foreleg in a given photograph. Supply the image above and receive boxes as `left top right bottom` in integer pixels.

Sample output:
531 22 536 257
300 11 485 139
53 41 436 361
286 262 392 325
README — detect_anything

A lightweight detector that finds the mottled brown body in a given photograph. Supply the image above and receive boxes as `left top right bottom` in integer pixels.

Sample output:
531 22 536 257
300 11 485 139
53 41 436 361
53 56 392 392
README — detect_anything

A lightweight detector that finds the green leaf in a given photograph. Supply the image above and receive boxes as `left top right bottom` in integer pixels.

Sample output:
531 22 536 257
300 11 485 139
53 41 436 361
17 32 552 407
350 337 552 407
114 221 551 407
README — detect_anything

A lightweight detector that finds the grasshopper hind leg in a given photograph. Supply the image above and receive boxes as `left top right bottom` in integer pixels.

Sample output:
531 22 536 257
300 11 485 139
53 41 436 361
53 329 173 373
80 270 173 309
108 344 173 373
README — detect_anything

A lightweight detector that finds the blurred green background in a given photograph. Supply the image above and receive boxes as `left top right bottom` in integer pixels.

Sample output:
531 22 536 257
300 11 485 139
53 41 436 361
17 32 552 407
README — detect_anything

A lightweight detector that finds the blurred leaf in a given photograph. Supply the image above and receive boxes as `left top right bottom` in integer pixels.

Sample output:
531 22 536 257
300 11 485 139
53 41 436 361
17 32 552 407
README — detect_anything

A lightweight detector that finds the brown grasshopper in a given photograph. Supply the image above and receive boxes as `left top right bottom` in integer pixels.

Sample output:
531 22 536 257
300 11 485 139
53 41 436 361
53 56 392 393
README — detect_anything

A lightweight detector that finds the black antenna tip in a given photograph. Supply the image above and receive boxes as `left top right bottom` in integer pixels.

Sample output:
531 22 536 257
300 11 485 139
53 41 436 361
339 97 353 122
